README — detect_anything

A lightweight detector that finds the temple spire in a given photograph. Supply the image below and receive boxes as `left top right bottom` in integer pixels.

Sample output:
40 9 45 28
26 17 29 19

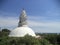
18 9 27 27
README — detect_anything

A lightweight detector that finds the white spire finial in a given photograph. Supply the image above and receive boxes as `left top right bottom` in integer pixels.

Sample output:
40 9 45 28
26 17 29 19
18 9 27 27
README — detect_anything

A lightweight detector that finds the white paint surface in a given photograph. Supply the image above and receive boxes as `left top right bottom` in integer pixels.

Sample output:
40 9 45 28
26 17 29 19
9 26 36 37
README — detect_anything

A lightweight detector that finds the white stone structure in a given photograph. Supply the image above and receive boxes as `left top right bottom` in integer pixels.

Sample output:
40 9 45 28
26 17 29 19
9 9 36 37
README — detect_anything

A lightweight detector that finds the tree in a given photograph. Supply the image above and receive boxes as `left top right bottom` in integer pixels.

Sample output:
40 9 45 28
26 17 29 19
2 29 10 32
0 29 10 37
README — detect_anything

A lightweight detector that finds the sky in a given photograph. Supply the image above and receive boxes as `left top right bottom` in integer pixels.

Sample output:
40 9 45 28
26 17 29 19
0 0 60 33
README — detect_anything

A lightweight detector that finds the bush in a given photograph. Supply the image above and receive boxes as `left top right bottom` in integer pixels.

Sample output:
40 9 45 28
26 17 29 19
0 35 52 45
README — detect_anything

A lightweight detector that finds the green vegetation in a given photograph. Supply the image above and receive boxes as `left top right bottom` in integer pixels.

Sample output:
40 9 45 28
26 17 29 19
0 29 60 45
37 33 60 45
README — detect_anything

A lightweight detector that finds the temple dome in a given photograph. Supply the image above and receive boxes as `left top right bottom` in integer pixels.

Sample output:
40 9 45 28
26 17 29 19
9 9 36 37
9 26 36 37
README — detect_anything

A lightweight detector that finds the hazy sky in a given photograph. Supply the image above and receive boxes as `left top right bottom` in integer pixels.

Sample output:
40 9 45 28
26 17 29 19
0 0 60 33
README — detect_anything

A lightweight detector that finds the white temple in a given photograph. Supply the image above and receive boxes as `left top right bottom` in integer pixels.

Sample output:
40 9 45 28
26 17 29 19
9 9 36 37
